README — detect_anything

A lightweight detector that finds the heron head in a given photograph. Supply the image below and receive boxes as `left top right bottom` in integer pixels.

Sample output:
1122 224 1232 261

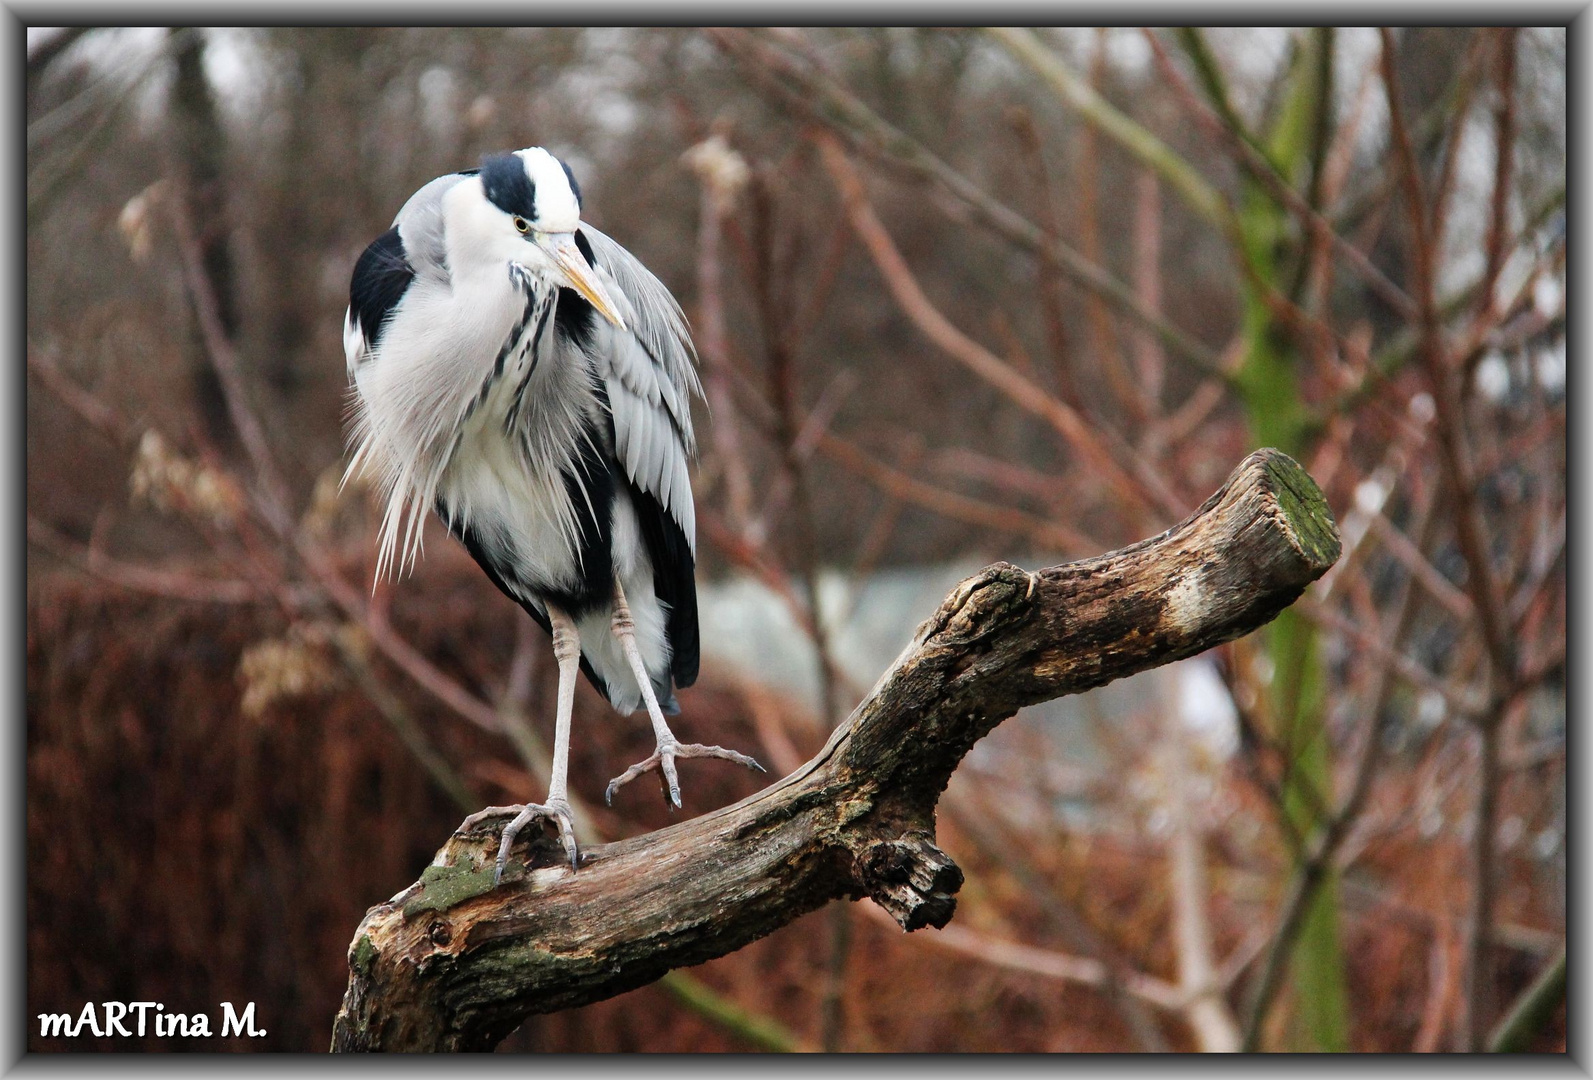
478 148 626 330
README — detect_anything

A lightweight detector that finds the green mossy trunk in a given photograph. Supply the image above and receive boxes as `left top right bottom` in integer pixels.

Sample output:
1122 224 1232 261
1230 29 1351 1053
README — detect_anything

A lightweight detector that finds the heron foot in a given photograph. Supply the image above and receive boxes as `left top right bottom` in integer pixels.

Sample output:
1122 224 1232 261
460 799 579 882
604 737 765 808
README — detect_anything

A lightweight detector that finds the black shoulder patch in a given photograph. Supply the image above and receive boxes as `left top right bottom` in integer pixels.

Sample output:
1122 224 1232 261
574 227 596 267
560 159 583 209
349 226 414 352
554 287 596 353
479 153 536 220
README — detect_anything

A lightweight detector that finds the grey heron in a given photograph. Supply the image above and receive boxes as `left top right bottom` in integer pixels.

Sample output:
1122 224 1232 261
343 147 762 883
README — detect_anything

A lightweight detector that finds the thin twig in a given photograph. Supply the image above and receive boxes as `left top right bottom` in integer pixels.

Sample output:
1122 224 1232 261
706 27 1231 383
1486 943 1565 1053
1071 33 1137 421
987 27 1227 226
26 344 138 447
1240 509 1428 1049
818 432 1094 553
1139 28 1418 323
861 901 1185 1013
1426 32 1490 260
816 134 1187 525
1366 511 1474 622
744 165 856 1048
1159 667 1241 1051
1474 30 1519 331
945 778 1173 1051
1414 914 1462 1051
684 131 758 537
1379 31 1519 1047
167 186 294 530
332 634 478 813
926 443 1077 512
1007 106 1079 404
1296 598 1483 719
28 514 263 605
1379 29 1514 687
1130 170 1167 416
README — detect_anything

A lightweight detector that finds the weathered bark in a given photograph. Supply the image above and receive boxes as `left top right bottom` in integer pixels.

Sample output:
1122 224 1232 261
331 448 1340 1052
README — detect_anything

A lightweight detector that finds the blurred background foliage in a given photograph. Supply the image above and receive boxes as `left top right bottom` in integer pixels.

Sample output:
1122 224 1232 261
26 26 1565 1052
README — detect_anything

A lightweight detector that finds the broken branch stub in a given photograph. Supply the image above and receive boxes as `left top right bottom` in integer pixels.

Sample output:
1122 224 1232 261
332 448 1339 1052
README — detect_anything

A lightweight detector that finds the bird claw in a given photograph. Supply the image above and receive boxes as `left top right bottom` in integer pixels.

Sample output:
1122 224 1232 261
463 800 579 883
605 738 765 808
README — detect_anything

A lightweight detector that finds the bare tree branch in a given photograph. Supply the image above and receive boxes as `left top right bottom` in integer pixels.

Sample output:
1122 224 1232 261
816 134 1188 524
167 183 294 528
1379 30 1521 1050
1139 28 1418 322
989 27 1228 226
1487 944 1565 1053
706 27 1231 383
27 514 264 605
859 900 1184 1013
1239 487 1430 1049
331 448 1339 1051
818 431 1096 554
26 345 138 448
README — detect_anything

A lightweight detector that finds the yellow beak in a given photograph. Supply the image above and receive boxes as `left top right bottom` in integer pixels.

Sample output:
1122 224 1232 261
541 233 626 331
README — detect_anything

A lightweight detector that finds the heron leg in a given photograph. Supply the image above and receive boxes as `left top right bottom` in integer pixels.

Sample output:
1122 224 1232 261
459 605 581 882
603 581 764 808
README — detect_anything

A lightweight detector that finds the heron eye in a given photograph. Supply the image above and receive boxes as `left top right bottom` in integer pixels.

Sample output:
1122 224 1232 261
513 216 530 234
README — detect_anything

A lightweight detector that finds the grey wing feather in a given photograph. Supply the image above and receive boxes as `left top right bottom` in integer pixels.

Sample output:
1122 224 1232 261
582 225 702 553
393 173 469 284
343 173 463 379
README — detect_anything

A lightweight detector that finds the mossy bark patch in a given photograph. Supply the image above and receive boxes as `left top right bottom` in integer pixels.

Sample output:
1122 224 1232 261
402 863 499 918
1260 449 1340 570
351 934 377 976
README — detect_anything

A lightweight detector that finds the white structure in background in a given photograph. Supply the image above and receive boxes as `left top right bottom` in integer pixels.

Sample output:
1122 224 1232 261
697 561 1240 774
698 560 990 715
1174 653 1241 762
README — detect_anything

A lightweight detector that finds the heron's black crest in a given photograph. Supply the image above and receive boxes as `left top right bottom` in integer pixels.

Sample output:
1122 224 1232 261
349 227 413 352
480 153 537 221
561 160 583 209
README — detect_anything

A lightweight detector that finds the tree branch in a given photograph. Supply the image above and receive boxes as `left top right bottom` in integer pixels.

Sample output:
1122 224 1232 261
1487 944 1565 1053
706 27 1231 383
816 133 1188 524
331 448 1339 1052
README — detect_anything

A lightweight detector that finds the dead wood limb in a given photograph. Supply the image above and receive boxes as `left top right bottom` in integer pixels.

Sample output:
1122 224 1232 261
331 448 1339 1052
